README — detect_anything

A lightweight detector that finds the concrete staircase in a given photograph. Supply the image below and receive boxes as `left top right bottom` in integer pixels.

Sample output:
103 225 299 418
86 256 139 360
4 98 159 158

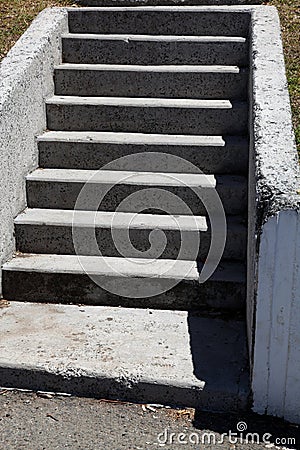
1 7 250 411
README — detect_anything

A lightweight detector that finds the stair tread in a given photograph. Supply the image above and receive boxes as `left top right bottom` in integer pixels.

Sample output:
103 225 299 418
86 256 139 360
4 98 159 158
15 208 208 231
26 168 246 187
47 95 236 109
38 131 227 146
66 5 248 11
3 254 245 283
55 63 243 73
62 33 246 42
0 301 249 408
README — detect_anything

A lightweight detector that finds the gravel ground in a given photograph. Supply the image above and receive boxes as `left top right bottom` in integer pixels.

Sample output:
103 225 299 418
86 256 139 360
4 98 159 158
0 390 299 449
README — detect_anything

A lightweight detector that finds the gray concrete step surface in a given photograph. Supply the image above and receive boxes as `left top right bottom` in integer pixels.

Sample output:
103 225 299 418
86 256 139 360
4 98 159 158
38 131 249 174
0 302 249 411
0 5 251 414
15 208 247 260
26 169 248 215
62 34 248 66
2 254 246 311
68 7 251 36
46 96 248 135
54 64 248 99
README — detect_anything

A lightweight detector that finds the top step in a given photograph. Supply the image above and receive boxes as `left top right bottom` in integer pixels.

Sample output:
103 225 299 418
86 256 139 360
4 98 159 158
74 1 261 6
68 8 251 37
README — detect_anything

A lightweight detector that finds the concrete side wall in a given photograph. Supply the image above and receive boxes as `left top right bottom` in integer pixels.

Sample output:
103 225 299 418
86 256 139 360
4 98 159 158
253 209 300 423
250 6 300 423
0 8 68 293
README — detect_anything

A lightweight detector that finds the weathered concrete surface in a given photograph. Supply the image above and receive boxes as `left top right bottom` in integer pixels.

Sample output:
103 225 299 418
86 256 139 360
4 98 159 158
46 96 248 135
2 255 246 311
25 169 248 215
68 7 252 36
75 1 262 7
247 7 300 424
69 7 252 36
0 302 249 411
0 8 68 294
54 64 248 99
62 34 248 66
38 131 249 174
14 209 246 260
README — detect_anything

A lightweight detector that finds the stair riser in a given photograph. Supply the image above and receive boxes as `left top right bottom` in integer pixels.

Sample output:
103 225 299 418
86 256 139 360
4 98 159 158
46 103 248 135
26 180 247 215
68 10 250 37
54 69 248 100
15 223 246 261
2 270 245 312
62 39 248 66
38 139 249 174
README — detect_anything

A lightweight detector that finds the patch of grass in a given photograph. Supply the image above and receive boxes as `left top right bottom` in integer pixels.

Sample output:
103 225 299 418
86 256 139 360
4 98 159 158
0 0 75 59
268 0 300 153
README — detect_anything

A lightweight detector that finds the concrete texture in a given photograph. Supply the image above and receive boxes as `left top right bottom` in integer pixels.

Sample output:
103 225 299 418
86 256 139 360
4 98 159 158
0 8 68 294
46 96 248 135
15 209 246 260
0 302 249 411
246 7 300 423
0 391 298 450
68 6 251 36
1 5 252 415
25 169 248 215
54 64 248 99
76 1 262 4
38 131 249 174
2 256 246 311
250 7 299 224
62 34 248 66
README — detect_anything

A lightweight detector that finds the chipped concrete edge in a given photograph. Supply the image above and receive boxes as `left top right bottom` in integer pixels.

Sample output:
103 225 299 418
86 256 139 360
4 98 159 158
251 6 300 226
74 1 263 5
0 7 68 293
249 7 300 424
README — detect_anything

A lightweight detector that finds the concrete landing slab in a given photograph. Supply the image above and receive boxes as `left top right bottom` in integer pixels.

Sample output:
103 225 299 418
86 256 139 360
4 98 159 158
0 302 249 412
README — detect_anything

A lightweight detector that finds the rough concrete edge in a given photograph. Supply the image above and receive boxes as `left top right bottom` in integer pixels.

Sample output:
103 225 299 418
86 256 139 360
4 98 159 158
74 1 263 6
0 8 68 107
0 363 244 412
250 5 300 228
0 8 68 292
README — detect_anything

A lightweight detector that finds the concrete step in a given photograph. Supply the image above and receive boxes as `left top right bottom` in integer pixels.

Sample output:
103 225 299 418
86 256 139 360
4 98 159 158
15 209 247 261
62 34 248 66
54 64 248 100
68 8 250 37
38 132 249 175
46 96 248 135
2 254 246 311
26 169 248 215
0 301 250 411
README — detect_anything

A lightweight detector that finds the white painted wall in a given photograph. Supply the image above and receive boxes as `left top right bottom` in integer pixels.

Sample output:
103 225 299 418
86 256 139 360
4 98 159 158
252 209 300 423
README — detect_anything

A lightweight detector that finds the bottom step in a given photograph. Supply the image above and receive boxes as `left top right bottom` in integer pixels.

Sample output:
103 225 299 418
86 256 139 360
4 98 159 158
2 254 246 312
0 302 249 412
